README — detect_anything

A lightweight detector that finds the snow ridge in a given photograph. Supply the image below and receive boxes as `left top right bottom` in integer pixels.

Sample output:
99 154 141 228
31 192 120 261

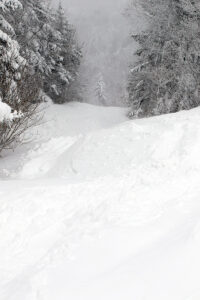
1 102 200 300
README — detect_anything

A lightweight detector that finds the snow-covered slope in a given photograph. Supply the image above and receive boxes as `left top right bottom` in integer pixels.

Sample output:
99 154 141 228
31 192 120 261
1 102 200 300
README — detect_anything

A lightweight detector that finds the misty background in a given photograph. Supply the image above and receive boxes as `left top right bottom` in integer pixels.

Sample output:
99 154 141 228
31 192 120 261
51 0 138 106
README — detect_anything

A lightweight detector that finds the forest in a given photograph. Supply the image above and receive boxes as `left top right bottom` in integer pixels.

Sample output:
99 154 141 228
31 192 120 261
1 1 200 300
1 0 200 152
0 0 81 152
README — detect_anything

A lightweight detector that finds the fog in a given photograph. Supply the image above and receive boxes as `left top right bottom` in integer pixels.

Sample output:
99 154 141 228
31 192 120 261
61 0 128 17
52 0 137 106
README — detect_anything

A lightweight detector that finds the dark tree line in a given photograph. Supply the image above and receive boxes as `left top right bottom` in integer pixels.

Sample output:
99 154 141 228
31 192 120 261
127 0 200 117
0 0 81 152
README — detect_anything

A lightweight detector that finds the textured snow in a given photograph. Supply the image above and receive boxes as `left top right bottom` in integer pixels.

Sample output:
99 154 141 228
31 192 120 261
0 100 12 122
0 97 20 123
0 102 200 300
0 97 22 124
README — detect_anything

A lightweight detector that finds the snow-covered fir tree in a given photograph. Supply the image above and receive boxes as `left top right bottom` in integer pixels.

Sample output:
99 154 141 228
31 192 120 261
0 0 43 152
0 0 81 152
47 2 82 103
128 0 200 117
14 0 58 78
13 0 81 104
0 0 24 127
95 73 107 105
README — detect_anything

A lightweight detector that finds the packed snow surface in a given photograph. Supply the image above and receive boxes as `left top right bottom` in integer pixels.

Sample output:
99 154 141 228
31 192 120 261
1 102 200 300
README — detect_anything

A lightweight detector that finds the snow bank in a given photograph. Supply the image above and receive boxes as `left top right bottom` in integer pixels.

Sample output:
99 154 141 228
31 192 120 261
0 97 21 123
0 97 22 124
1 102 200 300
0 100 12 122
19 103 200 183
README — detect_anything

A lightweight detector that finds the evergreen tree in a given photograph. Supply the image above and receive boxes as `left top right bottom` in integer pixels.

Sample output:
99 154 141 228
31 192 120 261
48 2 81 103
14 0 55 75
0 0 24 123
95 73 107 105
128 0 200 117
14 0 81 104
0 0 82 152
0 0 42 152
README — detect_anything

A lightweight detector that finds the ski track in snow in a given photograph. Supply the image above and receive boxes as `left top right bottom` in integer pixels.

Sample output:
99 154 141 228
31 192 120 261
1 102 200 299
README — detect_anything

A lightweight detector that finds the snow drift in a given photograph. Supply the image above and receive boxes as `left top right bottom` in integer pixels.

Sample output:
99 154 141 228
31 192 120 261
0 102 200 300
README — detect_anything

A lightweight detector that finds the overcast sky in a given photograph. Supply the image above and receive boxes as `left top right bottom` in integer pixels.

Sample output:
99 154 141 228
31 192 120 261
60 0 127 13
51 0 129 23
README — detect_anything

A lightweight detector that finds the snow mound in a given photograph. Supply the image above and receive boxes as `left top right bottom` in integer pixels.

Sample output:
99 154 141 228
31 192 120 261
20 104 200 182
1 102 200 300
0 100 13 122
18 102 128 179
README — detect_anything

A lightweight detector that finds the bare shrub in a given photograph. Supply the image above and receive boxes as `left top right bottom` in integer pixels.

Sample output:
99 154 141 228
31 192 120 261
0 63 43 153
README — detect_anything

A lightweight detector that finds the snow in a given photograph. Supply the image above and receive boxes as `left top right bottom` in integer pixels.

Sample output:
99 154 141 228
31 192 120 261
0 97 20 123
1 101 200 300
0 100 12 122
